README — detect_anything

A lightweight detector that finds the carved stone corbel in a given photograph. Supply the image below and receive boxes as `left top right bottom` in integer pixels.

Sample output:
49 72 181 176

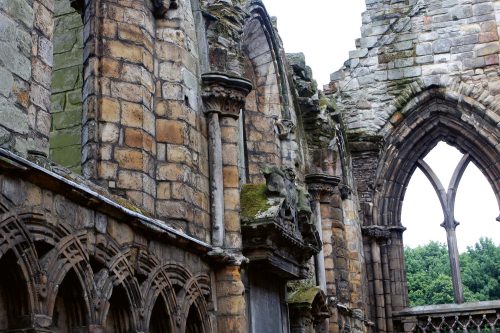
276 119 296 140
153 0 178 18
201 72 253 118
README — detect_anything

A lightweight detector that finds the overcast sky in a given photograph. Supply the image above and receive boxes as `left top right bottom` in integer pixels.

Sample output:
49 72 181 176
261 1 500 252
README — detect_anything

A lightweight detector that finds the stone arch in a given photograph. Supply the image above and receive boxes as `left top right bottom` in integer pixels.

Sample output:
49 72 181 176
0 210 44 316
241 1 293 182
95 242 143 331
40 229 96 323
141 260 178 333
374 88 500 228
0 248 32 330
162 264 211 333
366 87 500 329
179 275 212 333
380 77 500 140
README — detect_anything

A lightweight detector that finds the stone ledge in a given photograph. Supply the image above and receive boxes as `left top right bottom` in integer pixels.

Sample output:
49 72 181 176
0 147 214 254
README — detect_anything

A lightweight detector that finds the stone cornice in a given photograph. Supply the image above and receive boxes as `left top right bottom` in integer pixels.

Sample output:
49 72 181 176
201 72 253 118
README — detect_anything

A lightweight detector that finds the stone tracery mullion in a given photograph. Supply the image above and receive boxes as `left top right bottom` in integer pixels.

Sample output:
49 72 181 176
416 153 472 304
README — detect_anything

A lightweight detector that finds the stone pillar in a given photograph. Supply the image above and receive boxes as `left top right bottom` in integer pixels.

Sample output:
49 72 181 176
305 174 340 293
215 265 247 333
202 73 252 333
362 226 391 333
201 72 252 249
306 174 340 333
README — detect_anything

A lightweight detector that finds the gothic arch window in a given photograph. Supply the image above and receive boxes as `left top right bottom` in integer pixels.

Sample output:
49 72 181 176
402 141 499 305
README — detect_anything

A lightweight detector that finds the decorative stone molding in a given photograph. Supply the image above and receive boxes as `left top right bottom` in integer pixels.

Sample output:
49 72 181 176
276 119 296 140
305 173 341 202
152 0 178 18
362 226 391 240
362 225 406 240
240 166 321 279
201 72 253 119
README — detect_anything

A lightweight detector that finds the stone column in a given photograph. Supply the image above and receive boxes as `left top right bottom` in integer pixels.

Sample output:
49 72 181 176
201 72 252 249
362 226 391 333
306 174 340 333
305 174 340 293
202 72 252 333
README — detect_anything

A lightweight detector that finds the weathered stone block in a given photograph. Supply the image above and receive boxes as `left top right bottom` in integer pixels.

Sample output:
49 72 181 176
156 119 185 144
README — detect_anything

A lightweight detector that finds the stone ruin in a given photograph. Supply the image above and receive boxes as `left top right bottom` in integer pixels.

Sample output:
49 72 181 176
0 0 498 332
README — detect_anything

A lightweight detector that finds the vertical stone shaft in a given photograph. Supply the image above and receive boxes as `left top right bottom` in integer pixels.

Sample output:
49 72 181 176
202 73 252 333
445 226 464 303
220 115 241 249
207 112 225 247
313 200 327 292
371 240 387 332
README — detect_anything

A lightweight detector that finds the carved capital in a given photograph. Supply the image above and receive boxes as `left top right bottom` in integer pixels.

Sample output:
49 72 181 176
153 0 178 18
201 72 252 119
305 173 340 202
362 226 391 240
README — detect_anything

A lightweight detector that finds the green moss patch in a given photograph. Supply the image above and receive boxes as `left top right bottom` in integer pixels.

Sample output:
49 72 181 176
240 184 272 221
288 286 321 305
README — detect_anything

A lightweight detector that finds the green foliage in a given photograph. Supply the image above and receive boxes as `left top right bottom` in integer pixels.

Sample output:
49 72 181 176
404 238 500 307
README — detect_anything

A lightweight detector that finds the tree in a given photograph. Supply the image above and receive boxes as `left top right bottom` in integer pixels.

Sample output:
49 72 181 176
404 238 500 307
460 237 500 301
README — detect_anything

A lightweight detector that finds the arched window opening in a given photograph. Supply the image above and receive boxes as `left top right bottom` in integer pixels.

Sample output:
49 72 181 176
52 269 87 331
49 0 84 173
185 303 203 333
402 141 499 306
149 294 172 333
0 252 30 330
105 284 132 333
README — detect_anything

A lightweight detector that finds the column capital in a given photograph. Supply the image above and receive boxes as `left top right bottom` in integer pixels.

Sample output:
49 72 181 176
201 72 253 119
305 173 340 202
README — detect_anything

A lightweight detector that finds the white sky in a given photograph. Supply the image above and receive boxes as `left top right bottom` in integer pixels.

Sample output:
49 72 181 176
262 0 366 87
261 1 500 252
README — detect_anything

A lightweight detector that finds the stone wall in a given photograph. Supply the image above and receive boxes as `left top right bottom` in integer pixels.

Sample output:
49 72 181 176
331 0 500 136
0 0 52 156
49 0 84 173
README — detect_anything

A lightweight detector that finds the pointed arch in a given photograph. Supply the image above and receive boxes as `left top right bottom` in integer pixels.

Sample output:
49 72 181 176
241 1 296 183
90 238 143 330
374 90 500 228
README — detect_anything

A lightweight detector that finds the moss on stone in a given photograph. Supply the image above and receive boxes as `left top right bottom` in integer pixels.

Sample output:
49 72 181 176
115 197 150 216
240 184 272 221
288 286 321 305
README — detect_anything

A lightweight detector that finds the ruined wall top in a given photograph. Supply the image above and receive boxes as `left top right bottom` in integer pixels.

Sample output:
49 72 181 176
330 0 500 139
